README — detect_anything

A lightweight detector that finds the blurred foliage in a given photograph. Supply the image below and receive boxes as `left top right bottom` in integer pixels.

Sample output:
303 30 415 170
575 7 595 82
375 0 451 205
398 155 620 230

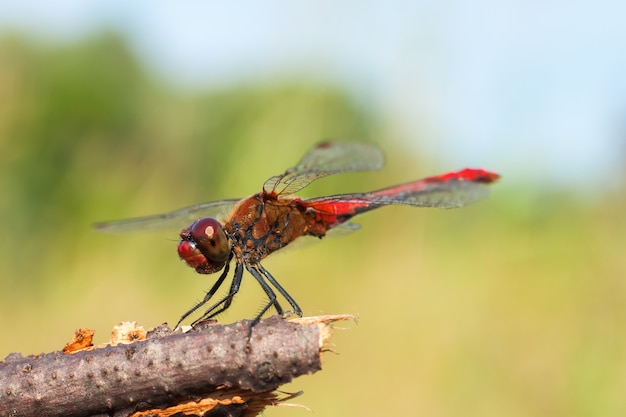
0 32 379 289
0 32 625 417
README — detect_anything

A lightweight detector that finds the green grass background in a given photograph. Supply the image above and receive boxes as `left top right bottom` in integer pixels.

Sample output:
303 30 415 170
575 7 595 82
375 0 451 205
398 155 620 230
1 33 624 417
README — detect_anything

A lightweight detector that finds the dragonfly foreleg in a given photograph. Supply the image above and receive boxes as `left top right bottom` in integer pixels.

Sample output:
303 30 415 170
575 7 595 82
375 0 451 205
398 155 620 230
190 261 244 326
174 253 233 329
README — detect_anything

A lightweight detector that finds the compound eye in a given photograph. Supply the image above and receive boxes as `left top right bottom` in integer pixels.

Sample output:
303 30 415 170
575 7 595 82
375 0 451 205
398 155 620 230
189 218 230 263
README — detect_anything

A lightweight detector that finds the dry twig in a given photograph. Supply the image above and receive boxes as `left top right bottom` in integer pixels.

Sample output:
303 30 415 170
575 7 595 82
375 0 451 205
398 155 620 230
0 314 353 417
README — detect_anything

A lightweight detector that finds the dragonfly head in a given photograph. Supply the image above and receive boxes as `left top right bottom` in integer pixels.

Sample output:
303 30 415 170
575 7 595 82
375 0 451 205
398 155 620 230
178 218 230 274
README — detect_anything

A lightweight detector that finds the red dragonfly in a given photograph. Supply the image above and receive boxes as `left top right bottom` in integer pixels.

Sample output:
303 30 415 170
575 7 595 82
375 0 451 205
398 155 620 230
96 141 499 329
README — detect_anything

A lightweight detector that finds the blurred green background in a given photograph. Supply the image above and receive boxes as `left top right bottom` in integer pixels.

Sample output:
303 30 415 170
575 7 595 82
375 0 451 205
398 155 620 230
1 31 625 417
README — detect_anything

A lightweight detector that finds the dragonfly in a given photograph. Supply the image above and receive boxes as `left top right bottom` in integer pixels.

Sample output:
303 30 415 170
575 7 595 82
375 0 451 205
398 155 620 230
96 141 499 330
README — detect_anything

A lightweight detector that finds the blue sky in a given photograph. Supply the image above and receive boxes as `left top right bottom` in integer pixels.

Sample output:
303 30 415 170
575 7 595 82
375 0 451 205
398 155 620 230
2 0 625 191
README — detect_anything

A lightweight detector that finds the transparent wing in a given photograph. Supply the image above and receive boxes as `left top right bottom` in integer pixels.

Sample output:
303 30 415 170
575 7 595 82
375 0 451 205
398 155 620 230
94 199 240 233
262 141 384 197
326 221 361 236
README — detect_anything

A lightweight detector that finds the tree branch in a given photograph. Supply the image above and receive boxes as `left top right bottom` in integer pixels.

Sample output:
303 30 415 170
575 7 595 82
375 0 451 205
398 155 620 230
0 315 353 417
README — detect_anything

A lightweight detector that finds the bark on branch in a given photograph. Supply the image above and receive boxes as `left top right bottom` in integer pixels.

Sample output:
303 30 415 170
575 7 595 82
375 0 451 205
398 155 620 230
0 315 353 417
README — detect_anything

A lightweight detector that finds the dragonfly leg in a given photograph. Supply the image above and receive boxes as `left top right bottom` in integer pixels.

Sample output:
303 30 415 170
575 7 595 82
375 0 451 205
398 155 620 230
245 264 283 334
174 254 233 329
190 261 244 326
257 263 302 318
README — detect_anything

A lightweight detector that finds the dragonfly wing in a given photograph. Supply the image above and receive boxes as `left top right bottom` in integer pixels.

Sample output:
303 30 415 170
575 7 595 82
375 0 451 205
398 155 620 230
94 199 240 233
326 221 361 236
263 141 384 197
